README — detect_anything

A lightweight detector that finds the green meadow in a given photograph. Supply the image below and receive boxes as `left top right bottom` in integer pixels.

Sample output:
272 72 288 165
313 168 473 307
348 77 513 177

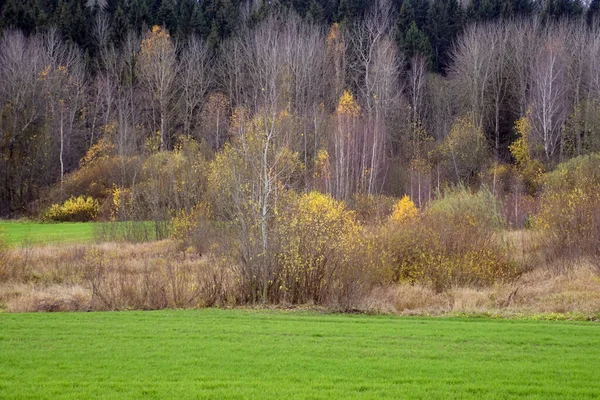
0 220 159 246
0 221 95 246
0 309 599 399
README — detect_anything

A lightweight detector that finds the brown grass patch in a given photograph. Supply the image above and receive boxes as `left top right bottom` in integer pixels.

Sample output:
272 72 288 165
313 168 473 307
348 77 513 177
363 261 600 316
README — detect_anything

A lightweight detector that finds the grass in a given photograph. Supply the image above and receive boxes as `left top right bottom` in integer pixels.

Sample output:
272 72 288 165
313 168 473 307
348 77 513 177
0 309 599 399
0 221 95 246
0 220 160 246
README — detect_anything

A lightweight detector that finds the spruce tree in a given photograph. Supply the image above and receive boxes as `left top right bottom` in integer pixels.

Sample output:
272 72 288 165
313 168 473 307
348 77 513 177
403 21 433 64
588 0 600 25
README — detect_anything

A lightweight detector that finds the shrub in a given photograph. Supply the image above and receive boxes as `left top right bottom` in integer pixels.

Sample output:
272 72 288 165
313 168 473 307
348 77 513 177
441 116 489 185
170 203 215 254
534 154 600 266
384 187 519 291
389 195 419 224
44 196 100 222
348 194 396 224
45 139 142 217
427 186 504 233
273 192 381 308
0 228 9 281
509 116 545 194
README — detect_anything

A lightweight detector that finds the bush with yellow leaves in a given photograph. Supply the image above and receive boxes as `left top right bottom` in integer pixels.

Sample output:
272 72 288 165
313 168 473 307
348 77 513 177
534 154 600 266
509 115 545 194
170 203 215 254
43 196 100 222
389 195 419 224
273 191 383 308
384 187 519 291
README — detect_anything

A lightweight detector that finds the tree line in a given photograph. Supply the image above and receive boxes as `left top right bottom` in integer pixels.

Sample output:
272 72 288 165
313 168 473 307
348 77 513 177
2 0 600 217
1 0 598 71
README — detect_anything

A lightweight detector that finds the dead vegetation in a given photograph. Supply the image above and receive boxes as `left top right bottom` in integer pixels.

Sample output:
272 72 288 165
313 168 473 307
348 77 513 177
363 262 600 316
0 241 238 312
1 232 599 317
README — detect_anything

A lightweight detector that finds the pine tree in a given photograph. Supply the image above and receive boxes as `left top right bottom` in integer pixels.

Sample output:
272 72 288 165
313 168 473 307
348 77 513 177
403 21 433 64
588 0 600 25
111 5 129 44
1 0 44 33
542 0 583 22
157 0 177 34
397 0 415 36
479 0 501 20
412 0 429 29
306 0 325 23
427 0 461 72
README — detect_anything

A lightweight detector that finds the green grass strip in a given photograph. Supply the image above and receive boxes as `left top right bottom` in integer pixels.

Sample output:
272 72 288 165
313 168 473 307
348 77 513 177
0 221 160 246
0 309 599 399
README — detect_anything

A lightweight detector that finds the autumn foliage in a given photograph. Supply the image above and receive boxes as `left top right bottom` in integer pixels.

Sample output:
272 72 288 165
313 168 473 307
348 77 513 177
383 188 519 291
534 154 600 266
44 196 100 222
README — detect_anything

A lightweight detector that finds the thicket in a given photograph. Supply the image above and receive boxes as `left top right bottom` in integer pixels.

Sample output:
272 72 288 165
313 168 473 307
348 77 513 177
3 1 600 310
383 188 520 292
534 154 600 271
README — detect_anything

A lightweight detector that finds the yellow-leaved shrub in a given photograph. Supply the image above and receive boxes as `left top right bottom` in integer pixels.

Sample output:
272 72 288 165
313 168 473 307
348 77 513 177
534 154 600 267
509 115 545 194
274 192 382 308
43 196 99 222
170 202 214 254
389 195 418 224
383 187 520 291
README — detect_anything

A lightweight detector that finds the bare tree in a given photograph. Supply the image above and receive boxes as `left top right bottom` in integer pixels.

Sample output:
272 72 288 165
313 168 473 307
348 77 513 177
450 23 493 131
41 29 87 186
408 55 428 131
564 22 591 156
485 22 511 160
216 12 309 302
93 11 112 50
177 36 213 140
0 31 46 213
529 29 569 165
349 0 402 195
136 26 178 151
280 15 327 186
509 19 541 118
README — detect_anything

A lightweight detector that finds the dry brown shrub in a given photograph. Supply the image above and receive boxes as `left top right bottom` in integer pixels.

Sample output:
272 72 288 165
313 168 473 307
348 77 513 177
0 284 91 312
0 232 10 282
80 243 237 311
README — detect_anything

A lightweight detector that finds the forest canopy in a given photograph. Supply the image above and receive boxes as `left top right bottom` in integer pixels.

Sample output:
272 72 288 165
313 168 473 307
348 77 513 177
0 0 599 218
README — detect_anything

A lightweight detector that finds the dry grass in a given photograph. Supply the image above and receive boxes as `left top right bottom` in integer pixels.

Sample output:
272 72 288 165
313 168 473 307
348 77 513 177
363 261 600 316
2 233 600 316
0 241 238 312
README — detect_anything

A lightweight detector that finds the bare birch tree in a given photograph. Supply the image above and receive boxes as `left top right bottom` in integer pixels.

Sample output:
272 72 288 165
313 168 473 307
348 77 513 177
529 30 569 165
177 36 212 140
137 26 178 151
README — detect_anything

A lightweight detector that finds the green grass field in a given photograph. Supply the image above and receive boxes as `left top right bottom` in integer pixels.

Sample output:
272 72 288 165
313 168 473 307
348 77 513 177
0 310 599 399
0 220 160 246
0 221 96 246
